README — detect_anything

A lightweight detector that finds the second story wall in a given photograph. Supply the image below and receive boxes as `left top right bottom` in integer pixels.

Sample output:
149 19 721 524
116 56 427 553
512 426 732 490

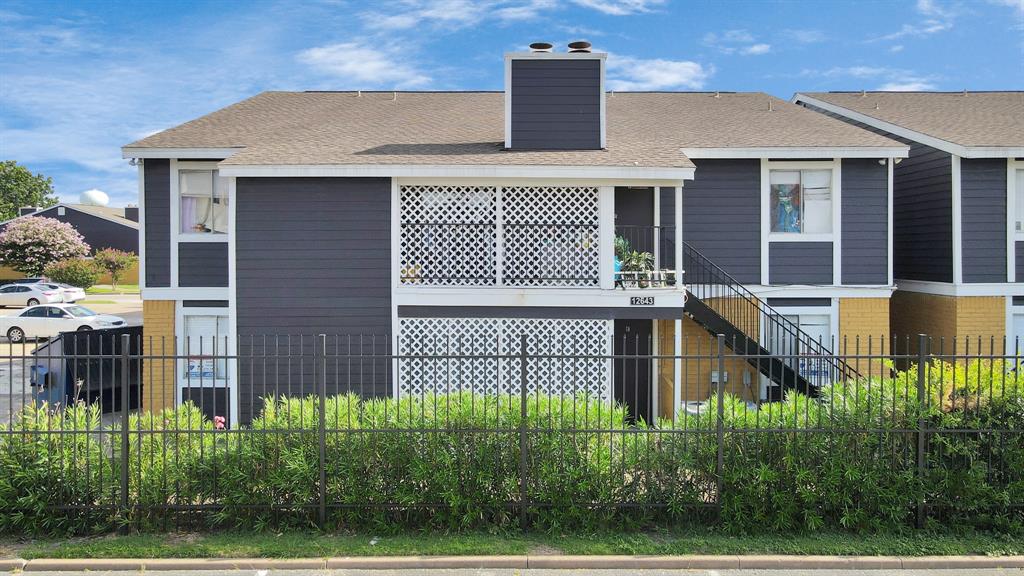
841 159 889 284
961 158 1007 283
143 159 171 287
680 159 761 284
893 141 953 282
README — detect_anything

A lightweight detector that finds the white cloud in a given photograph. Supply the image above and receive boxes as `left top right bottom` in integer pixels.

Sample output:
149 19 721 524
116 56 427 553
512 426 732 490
297 42 431 88
359 0 558 31
703 29 769 55
606 54 712 90
889 44 905 52
872 0 955 41
741 43 771 55
877 80 937 91
801 66 939 92
570 0 666 15
784 29 826 43
989 0 1024 14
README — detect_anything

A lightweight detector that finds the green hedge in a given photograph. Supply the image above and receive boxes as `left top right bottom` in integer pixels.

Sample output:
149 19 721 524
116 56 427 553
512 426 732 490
1 360 1021 535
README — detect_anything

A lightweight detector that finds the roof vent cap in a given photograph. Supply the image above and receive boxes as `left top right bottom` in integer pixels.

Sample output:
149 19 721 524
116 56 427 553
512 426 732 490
567 40 592 53
529 42 553 52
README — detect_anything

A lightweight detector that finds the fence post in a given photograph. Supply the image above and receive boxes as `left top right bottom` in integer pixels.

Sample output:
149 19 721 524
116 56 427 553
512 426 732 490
915 333 928 529
518 334 529 532
317 334 328 529
119 333 131 534
715 334 726 519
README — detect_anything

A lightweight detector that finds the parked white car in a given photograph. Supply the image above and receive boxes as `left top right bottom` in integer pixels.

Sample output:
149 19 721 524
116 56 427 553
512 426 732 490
0 283 63 307
0 304 126 343
38 282 86 303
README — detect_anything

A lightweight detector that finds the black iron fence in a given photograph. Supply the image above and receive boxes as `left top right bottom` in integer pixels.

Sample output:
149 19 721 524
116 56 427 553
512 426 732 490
1 332 1022 534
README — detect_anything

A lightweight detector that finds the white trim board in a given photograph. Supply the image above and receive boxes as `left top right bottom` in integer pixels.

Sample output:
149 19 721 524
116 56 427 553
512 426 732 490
217 164 695 182
142 287 231 300
682 146 908 159
744 285 894 299
792 94 1024 159
394 287 687 309
896 280 1024 297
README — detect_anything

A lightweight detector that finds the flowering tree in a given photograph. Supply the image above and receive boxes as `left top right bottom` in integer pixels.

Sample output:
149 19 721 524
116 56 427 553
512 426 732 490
93 248 137 290
0 216 90 276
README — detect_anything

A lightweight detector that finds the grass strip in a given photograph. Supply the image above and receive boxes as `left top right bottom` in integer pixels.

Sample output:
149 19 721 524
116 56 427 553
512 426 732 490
6 530 1022 559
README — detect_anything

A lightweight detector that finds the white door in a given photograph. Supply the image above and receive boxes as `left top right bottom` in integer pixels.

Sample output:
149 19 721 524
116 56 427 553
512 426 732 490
17 307 50 337
1012 314 1024 355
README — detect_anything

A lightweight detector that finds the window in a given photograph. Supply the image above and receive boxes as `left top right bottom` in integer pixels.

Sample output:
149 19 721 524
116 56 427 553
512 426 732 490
183 315 229 381
46 308 69 318
179 170 229 234
770 170 832 234
1015 169 1024 234
21 307 47 318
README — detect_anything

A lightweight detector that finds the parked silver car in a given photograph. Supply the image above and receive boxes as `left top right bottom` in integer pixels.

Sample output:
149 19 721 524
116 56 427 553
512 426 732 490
0 283 63 307
38 282 86 303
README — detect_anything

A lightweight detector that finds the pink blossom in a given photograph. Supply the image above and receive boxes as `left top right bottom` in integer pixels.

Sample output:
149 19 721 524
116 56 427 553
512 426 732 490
213 415 226 430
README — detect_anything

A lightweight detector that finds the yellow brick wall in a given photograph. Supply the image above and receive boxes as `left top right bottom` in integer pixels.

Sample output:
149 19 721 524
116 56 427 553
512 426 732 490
839 297 890 375
890 291 1005 355
656 318 758 421
142 300 176 413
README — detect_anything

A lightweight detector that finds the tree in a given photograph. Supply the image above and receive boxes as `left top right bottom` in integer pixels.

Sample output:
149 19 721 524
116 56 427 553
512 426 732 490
44 258 100 290
0 161 59 221
93 248 137 290
0 216 90 276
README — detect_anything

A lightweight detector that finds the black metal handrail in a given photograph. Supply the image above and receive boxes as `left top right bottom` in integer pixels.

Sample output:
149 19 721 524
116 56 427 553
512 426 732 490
682 242 859 386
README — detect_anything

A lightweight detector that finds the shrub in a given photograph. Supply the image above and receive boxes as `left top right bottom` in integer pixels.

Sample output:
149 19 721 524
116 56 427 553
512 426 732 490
1 360 1021 536
93 248 137 290
0 216 89 276
44 258 100 289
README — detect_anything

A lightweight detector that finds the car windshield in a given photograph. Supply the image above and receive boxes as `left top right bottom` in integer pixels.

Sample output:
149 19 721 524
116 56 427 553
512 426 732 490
64 306 97 318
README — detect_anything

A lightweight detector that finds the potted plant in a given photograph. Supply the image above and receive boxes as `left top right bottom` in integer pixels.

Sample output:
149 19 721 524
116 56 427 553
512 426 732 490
614 236 654 288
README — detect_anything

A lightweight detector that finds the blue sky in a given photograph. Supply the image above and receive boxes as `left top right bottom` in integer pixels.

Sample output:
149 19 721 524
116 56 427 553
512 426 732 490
1 0 1022 206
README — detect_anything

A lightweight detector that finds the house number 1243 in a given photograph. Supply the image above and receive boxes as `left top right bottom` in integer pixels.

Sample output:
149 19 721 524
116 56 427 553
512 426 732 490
630 296 654 306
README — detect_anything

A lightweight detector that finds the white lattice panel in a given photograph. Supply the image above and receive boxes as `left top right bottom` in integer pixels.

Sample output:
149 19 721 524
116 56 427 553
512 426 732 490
398 317 612 398
502 186 600 287
399 185 497 286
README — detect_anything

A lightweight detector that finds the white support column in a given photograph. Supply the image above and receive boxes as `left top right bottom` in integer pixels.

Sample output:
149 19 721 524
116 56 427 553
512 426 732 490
674 186 683 290
888 158 895 286
599 185 615 290
832 158 842 286
673 317 682 425
760 159 770 285
653 187 661 270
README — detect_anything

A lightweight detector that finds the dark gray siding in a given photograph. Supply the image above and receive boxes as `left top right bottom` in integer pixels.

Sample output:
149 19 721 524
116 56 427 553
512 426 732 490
841 158 888 284
682 160 760 283
1017 242 1024 283
0 207 138 254
893 141 954 282
510 58 601 150
659 186 676 270
235 177 392 422
769 242 833 284
143 160 171 287
961 158 1007 283
177 242 228 287
801 104 952 282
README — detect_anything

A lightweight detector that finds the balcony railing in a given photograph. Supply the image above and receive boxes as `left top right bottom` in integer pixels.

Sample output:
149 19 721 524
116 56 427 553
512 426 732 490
614 225 677 289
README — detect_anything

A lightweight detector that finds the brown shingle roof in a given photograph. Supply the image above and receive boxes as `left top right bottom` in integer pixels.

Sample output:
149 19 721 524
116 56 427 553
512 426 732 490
125 91 902 168
799 91 1024 148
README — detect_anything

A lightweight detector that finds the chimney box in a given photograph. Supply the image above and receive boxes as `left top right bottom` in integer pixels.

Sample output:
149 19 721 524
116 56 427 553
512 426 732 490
124 206 139 222
504 44 606 151
18 206 38 216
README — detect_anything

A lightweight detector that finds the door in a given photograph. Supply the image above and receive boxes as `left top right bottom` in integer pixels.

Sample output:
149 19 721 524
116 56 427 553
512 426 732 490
1012 314 1024 355
0 286 18 306
17 306 50 337
615 187 655 256
613 319 653 424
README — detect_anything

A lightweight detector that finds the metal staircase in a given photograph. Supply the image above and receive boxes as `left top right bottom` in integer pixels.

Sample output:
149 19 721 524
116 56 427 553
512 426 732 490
682 242 858 396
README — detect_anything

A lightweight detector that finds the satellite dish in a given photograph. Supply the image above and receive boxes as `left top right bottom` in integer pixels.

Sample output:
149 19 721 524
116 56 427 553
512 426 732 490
79 189 110 206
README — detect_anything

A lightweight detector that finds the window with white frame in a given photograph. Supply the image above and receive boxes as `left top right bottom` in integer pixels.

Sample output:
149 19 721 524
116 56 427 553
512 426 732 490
1015 169 1024 234
769 169 833 235
179 170 229 235
182 315 230 382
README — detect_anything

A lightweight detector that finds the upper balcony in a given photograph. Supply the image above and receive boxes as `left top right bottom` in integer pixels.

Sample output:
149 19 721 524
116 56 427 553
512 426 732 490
398 184 680 292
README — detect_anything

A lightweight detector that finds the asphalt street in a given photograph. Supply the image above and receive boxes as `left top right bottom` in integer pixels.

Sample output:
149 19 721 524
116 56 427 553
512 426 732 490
4 565 1019 569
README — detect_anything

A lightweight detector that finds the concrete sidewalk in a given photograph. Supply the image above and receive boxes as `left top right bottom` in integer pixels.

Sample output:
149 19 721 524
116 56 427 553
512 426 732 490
3 555 1023 571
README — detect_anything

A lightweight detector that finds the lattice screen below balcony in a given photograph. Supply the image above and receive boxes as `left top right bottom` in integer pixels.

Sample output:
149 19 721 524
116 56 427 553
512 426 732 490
399 185 600 287
397 317 612 398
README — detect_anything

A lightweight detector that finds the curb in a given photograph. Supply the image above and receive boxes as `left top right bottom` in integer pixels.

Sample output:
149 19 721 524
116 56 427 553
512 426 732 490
11 554 1024 571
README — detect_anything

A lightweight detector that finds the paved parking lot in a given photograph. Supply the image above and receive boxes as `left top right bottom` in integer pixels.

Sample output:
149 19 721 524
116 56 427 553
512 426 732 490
0 293 141 421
